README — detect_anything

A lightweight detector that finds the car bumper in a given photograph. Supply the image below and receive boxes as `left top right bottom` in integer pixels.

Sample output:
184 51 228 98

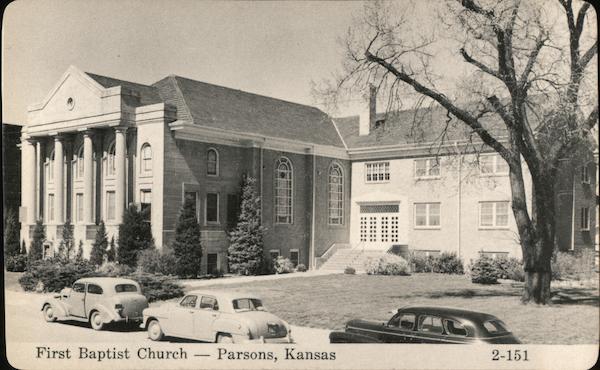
114 316 143 324
244 335 294 344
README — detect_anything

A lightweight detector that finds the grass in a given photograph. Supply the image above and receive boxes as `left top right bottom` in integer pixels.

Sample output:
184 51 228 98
198 273 599 344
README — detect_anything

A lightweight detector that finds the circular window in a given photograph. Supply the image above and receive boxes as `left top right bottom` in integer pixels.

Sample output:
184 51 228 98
66 97 75 110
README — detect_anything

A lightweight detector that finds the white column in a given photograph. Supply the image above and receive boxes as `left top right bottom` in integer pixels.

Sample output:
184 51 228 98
54 136 64 223
115 127 127 223
22 138 37 225
83 131 94 224
35 140 42 220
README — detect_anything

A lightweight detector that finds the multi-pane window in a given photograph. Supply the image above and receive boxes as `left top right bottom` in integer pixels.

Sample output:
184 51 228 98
581 165 590 184
106 141 116 176
140 189 152 221
74 145 84 179
328 163 344 225
106 191 116 220
48 194 55 221
275 157 293 224
414 203 441 228
75 193 84 222
47 150 55 181
580 207 590 230
414 158 440 178
269 250 280 261
479 201 509 228
479 154 509 175
365 161 390 183
185 191 199 221
206 193 219 223
141 144 152 173
207 148 218 176
290 250 299 267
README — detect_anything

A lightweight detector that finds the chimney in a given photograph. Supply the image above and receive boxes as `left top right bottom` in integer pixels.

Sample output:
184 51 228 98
359 85 376 136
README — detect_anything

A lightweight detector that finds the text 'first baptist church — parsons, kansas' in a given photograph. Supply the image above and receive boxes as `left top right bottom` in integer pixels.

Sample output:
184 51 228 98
17 66 597 273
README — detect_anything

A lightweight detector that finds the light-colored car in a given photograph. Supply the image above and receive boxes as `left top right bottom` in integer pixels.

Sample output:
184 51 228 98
41 277 149 330
142 290 293 343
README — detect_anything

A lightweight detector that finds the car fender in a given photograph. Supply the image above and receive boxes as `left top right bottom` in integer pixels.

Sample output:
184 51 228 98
41 297 69 318
212 317 247 341
89 303 119 324
329 331 382 343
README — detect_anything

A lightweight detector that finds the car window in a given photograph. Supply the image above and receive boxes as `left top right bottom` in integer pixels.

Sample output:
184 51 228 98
200 296 219 311
232 298 265 312
87 284 103 295
388 313 415 330
418 315 443 334
115 284 138 293
483 320 508 334
444 319 468 336
72 283 85 293
180 295 198 308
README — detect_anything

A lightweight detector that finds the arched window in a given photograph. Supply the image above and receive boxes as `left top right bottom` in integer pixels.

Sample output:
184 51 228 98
106 141 116 176
328 162 344 225
141 143 152 173
74 145 84 179
207 148 218 176
275 157 293 224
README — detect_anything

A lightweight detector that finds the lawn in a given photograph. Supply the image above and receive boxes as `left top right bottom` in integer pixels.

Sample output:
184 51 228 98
198 273 599 344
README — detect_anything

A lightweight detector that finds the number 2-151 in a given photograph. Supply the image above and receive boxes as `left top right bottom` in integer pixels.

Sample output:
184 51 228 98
492 349 529 361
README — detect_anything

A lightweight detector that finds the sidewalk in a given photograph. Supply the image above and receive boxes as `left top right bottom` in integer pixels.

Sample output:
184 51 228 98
178 269 339 289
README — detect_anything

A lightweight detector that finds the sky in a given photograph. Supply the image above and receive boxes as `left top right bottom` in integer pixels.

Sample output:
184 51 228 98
2 0 369 125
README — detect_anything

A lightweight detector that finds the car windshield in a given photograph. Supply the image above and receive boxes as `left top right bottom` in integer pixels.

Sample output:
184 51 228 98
483 320 509 334
232 298 266 312
115 284 138 293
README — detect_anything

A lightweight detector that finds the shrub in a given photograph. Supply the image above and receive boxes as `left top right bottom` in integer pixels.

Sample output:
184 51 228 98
259 257 276 275
123 272 184 302
106 236 116 262
431 252 464 274
19 258 97 292
470 255 499 284
5 254 28 272
493 257 524 281
118 204 154 267
344 266 356 275
365 254 410 276
274 257 295 274
136 249 178 276
210 269 225 278
296 264 307 272
552 249 596 281
4 208 21 257
96 262 135 277
408 253 435 273
90 221 108 266
172 195 203 278
28 219 45 262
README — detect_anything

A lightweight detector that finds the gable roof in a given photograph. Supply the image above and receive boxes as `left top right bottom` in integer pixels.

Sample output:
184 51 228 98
85 72 163 106
152 75 346 148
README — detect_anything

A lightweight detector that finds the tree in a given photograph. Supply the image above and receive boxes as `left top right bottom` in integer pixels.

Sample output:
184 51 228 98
117 204 154 267
76 240 84 261
320 0 597 304
21 240 27 255
228 176 265 275
90 221 108 265
172 194 203 278
106 236 116 262
28 219 45 261
4 209 20 257
59 220 74 260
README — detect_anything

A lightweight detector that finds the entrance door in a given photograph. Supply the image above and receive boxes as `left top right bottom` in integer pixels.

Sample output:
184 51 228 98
358 204 400 248
207 254 218 275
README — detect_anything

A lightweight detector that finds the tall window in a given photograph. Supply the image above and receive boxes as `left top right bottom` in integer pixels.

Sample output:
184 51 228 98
141 143 152 174
328 163 344 225
74 145 84 179
106 191 116 221
106 141 116 176
275 157 293 224
580 207 590 230
479 201 509 228
581 165 590 184
140 189 152 221
365 161 390 183
414 203 441 228
75 193 84 222
479 154 508 175
205 193 219 223
207 148 218 176
47 150 55 181
414 158 440 178
185 191 199 221
48 194 55 221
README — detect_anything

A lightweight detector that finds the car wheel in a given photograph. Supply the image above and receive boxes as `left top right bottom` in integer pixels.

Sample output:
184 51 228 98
43 305 57 322
89 311 104 331
217 334 234 343
147 320 164 341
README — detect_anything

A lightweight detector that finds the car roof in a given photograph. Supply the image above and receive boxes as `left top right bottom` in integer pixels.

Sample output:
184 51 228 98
75 277 140 287
185 290 262 301
397 306 501 323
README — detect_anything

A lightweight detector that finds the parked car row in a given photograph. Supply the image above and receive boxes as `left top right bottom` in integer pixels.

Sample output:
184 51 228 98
41 277 520 344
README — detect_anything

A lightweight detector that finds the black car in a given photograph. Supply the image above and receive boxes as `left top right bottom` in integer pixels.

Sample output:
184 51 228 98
330 306 521 344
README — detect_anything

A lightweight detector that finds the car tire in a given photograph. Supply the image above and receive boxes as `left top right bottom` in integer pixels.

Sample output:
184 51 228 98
43 304 57 322
217 334 234 344
89 311 105 331
147 320 164 341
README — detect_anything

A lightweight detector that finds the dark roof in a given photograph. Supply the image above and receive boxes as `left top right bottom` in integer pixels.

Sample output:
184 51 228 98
85 72 163 106
334 102 508 149
398 305 501 323
152 75 346 148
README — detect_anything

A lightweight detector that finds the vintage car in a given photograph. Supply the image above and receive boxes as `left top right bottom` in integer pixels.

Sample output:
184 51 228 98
142 290 293 343
41 277 149 330
329 306 521 344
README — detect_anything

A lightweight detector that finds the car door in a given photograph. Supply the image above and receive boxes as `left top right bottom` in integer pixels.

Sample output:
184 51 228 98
85 283 104 318
67 282 86 317
416 315 446 343
169 295 198 338
194 296 220 342
381 313 417 343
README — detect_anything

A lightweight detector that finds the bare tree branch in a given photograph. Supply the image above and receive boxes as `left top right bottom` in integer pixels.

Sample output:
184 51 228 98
460 47 502 80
